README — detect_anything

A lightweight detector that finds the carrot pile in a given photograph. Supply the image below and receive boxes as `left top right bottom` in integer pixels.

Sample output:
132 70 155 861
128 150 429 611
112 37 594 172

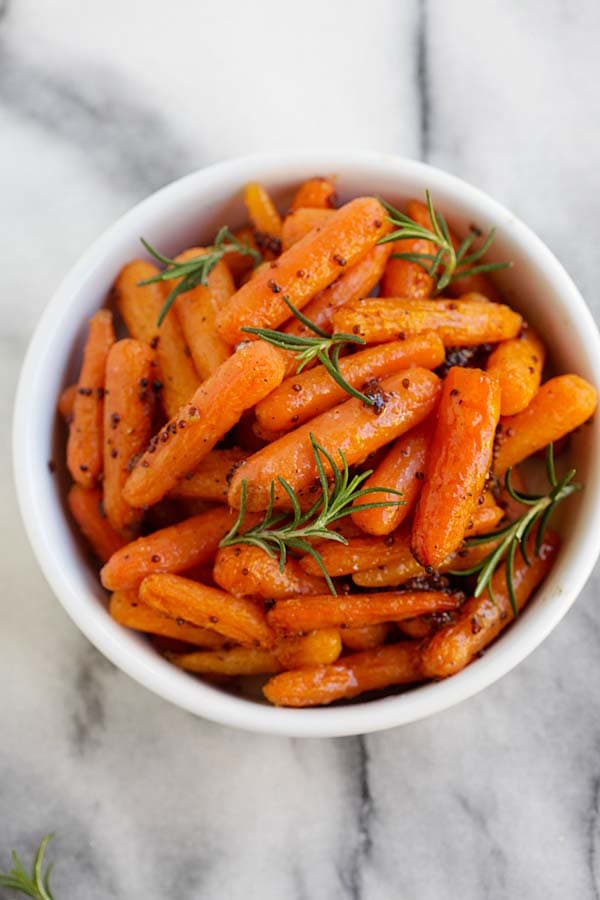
58 176 597 708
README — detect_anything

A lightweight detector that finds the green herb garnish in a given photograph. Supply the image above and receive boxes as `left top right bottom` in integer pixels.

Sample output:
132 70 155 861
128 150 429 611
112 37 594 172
0 834 56 900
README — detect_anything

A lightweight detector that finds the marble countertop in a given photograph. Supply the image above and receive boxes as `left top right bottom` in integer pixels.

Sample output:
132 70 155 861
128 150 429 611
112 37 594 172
3 1 600 897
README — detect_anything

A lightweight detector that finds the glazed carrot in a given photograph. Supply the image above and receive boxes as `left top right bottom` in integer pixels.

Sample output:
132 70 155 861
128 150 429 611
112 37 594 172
341 623 391 652
58 383 77 421
421 531 560 678
168 448 248 502
350 421 431 535
109 589 227 648
494 465 529 522
255 333 445 433
103 339 156 536
281 208 335 251
215 197 391 345
100 507 238 591
486 328 545 415
172 248 235 381
276 629 342 668
332 297 522 346
113 260 200 417
225 227 259 281
213 546 328 599
412 367 500 568
169 646 281 676
290 177 337 211
267 590 459 633
123 341 286 508
398 611 459 640
244 182 283 247
228 368 441 511
67 484 126 562
381 235 436 299
140 573 274 648
263 642 423 706
67 310 115 487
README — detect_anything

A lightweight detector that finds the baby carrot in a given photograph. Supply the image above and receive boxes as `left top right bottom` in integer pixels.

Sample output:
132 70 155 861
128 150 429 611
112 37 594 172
103 339 156 536
215 197 391 345
67 484 126 562
100 507 238 591
332 297 522 346
350 421 431 535
254 333 445 433
123 341 286 508
281 208 336 251
228 368 441 511
263 642 423 706
276 629 342 668
168 448 248 502
421 531 560 678
109 589 227 648
244 182 283 252
486 328 545 415
225 227 259 282
67 310 115 488
290 177 337 211
213 545 328 599
113 260 200 418
341 623 391 652
140 573 274 648
412 367 501 568
493 374 598 475
381 235 436 299
58 383 77 421
169 645 281 676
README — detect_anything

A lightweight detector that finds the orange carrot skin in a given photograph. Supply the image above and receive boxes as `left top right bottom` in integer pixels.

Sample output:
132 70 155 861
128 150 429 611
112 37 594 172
103 339 156 536
290 177 338 211
58 384 77 421
381 237 435 299
173 249 235 381
67 310 115 487
421 531 559 678
493 374 598 475
109 589 227 647
281 208 335 251
263 642 423 706
228 368 441 511
412 367 501 568
351 421 431 535
267 591 459 633
168 448 247 502
113 260 200 418
255 333 445 433
215 197 391 345
169 646 281 675
487 328 545 415
213 545 328 599
226 227 260 282
123 341 286 509
276 629 342 668
140 573 274 648
341 623 391 651
100 507 238 591
67 484 126 562
332 297 522 346
244 182 283 241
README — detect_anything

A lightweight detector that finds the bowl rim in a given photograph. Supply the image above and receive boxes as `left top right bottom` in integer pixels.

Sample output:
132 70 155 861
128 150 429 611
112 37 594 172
12 149 600 737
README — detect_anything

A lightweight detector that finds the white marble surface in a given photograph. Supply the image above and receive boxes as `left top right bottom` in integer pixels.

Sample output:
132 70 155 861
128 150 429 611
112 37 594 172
3 1 600 897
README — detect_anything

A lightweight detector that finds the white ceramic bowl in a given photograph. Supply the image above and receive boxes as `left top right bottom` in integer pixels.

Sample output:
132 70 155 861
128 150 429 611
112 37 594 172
13 151 600 737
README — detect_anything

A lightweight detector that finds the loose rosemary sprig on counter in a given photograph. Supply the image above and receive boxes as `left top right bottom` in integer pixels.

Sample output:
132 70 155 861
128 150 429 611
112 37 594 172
139 227 262 326
0 834 56 900
242 296 375 405
378 190 512 292
220 434 404 594
451 444 581 617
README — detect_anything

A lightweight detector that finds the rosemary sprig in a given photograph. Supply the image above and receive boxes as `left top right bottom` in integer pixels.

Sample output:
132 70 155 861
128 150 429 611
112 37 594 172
0 835 56 900
378 190 512 292
139 226 262 326
242 296 375 405
451 445 581 617
220 434 404 594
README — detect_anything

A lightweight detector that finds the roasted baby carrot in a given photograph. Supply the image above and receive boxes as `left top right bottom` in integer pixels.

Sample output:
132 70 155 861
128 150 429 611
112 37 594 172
225 227 260 281
58 383 77 421
421 531 560 678
213 545 328 599
486 328 545 415
244 182 283 253
67 310 115 488
228 368 441 511
100 507 238 591
103 339 156 536
493 374 598 475
275 629 342 668
109 589 227 648
341 623 391 652
412 367 500 568
290 177 337 211
332 297 522 346
168 448 248 502
172 248 235 381
281 208 336 251
255 333 445 433
169 646 281 675
351 421 431 535
398 611 459 640
215 197 391 345
263 642 423 706
67 484 126 562
140 573 274 648
113 260 200 417
123 341 286 508
381 234 436 299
